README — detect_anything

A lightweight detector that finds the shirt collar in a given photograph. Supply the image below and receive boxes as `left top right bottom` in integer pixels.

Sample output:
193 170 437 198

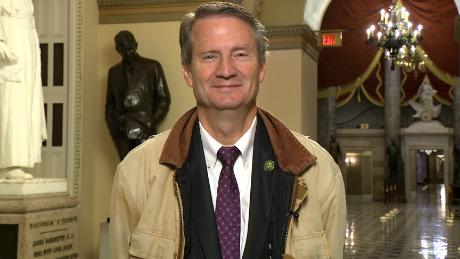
199 117 257 169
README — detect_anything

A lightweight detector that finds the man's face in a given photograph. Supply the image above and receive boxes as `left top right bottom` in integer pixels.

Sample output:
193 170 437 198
183 16 266 112
115 37 138 62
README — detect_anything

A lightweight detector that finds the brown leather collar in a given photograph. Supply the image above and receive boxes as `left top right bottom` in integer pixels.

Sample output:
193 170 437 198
159 107 316 175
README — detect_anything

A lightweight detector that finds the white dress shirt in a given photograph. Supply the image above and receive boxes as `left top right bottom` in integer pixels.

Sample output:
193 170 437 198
199 117 257 256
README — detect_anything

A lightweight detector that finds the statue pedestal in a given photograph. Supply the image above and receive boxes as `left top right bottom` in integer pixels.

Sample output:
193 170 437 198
0 178 67 196
383 178 406 203
0 186 79 258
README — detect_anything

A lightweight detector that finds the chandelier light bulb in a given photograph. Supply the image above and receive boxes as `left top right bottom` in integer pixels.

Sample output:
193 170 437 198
395 30 400 38
377 31 382 40
380 9 385 21
417 24 423 32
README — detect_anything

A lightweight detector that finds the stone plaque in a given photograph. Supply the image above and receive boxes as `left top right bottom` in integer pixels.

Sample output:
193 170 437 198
0 193 79 259
26 208 79 258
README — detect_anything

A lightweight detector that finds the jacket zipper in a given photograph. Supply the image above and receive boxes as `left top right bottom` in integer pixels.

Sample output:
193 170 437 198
281 176 298 256
173 174 184 259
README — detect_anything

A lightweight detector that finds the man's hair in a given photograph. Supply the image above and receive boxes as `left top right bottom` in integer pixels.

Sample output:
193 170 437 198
114 30 136 44
179 1 269 66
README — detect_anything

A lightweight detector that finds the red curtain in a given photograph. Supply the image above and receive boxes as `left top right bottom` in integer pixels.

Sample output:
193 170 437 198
403 0 458 75
318 0 458 104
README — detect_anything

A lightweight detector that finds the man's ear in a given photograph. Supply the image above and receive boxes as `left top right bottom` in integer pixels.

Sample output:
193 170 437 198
182 64 193 87
259 60 267 83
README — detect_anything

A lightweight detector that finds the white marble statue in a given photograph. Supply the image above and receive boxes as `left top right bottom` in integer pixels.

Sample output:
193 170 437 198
0 0 47 179
409 75 441 121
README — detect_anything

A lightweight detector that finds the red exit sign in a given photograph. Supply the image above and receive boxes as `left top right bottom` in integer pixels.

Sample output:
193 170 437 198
319 31 342 47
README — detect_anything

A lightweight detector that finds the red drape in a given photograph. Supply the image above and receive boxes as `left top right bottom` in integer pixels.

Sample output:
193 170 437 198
403 0 458 75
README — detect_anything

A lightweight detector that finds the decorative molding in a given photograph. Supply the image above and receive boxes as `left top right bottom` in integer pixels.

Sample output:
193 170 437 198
266 25 320 62
98 0 242 24
73 0 84 198
254 0 265 20
99 0 218 8
0 193 79 213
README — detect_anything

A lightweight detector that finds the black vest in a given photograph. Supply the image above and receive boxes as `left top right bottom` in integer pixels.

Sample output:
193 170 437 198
175 116 294 259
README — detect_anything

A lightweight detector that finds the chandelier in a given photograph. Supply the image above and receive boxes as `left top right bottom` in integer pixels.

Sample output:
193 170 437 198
366 0 424 71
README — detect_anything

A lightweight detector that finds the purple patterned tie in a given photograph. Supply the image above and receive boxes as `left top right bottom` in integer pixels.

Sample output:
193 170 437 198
216 146 241 259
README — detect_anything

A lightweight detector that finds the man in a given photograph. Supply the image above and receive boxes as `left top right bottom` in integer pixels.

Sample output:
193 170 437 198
105 30 171 159
110 2 346 258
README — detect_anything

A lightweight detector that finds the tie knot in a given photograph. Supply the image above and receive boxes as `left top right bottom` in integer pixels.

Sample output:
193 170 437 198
217 146 240 167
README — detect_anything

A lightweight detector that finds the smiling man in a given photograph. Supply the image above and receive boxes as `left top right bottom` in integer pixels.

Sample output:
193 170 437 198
110 2 346 258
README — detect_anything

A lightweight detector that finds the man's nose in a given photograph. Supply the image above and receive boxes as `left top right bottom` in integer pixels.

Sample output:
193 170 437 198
216 56 237 79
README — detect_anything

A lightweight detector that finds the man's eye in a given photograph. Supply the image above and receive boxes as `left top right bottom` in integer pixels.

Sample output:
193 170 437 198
234 52 249 58
203 55 216 60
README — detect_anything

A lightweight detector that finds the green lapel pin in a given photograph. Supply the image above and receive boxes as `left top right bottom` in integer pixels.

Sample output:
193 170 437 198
263 160 275 172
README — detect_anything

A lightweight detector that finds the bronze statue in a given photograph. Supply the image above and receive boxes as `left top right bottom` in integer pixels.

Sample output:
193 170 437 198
385 138 401 179
105 30 171 159
328 134 343 164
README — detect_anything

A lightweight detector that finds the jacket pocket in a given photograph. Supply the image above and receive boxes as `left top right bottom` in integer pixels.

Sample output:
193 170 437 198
128 229 176 259
292 231 330 259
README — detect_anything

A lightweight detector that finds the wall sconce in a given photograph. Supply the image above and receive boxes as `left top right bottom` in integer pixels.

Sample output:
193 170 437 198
345 155 355 166
344 157 351 167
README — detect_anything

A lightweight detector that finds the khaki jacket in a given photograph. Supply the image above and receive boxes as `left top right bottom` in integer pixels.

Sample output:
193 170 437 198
110 108 346 258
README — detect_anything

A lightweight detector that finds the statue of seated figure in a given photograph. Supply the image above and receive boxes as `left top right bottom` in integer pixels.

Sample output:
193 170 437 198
409 75 441 121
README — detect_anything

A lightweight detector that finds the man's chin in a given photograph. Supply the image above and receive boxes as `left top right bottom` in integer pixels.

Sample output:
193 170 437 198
213 103 256 112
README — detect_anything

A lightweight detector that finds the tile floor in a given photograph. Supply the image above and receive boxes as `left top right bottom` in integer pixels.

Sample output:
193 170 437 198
344 184 460 259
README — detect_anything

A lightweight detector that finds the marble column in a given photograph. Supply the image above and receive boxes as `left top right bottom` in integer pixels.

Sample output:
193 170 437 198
454 15 460 147
453 15 460 185
327 87 337 139
384 60 401 145
317 87 337 148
